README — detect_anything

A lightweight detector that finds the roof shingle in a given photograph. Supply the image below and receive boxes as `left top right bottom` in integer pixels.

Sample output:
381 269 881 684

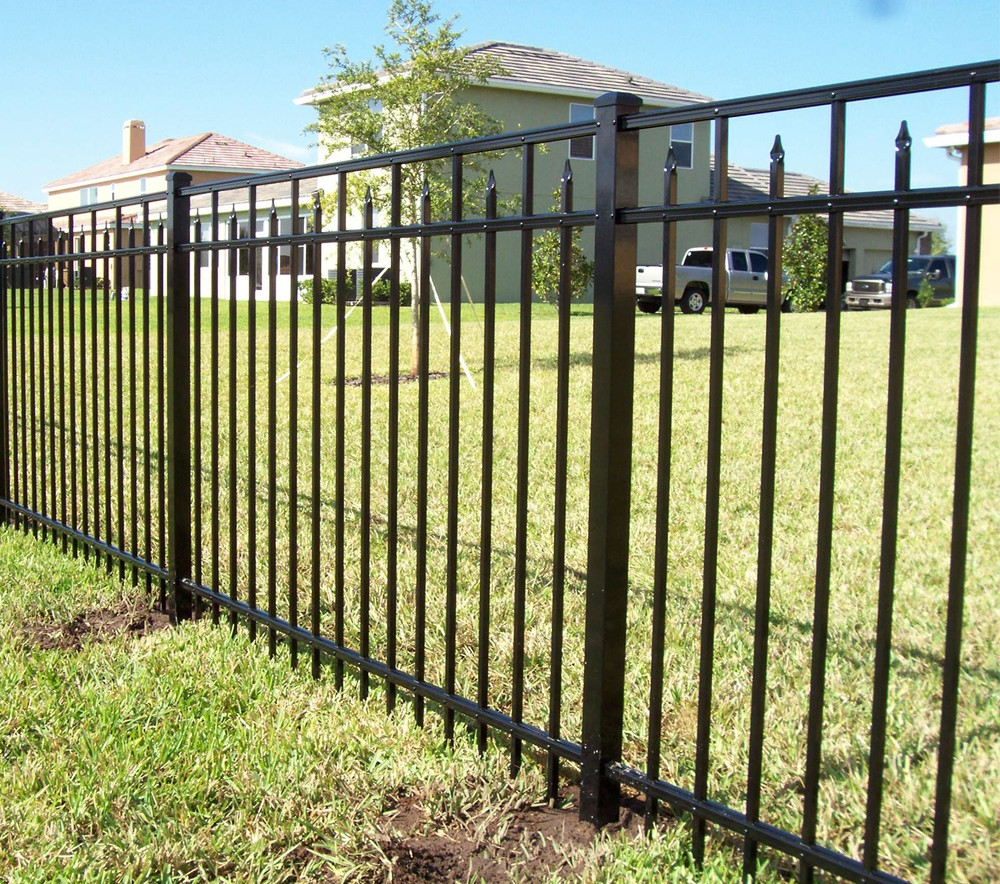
466 42 711 106
711 157 941 231
297 40 711 108
44 133 303 191
0 190 46 215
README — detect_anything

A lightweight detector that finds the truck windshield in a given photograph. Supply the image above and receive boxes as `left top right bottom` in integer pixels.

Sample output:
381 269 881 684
875 257 932 274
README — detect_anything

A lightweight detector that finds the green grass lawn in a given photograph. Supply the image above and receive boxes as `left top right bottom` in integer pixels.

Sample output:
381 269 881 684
2 298 997 882
0 525 774 884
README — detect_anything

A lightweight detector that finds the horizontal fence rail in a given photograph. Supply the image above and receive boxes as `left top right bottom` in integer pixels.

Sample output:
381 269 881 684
1 60 997 884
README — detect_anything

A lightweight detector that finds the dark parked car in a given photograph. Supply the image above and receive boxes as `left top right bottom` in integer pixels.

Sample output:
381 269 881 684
844 254 956 310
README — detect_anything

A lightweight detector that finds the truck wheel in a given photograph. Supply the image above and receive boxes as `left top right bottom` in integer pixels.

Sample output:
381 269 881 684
906 293 920 309
680 288 707 315
637 299 661 314
737 305 760 314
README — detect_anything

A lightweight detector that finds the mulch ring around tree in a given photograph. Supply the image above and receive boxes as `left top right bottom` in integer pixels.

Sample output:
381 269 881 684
22 599 172 651
339 372 449 387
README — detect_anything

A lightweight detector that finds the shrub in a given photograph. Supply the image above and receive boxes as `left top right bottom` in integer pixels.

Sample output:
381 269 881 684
298 277 339 305
531 189 594 308
298 276 412 306
917 275 935 307
373 277 412 306
781 186 828 313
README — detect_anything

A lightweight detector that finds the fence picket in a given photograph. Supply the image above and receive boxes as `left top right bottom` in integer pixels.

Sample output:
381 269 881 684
1 61 997 884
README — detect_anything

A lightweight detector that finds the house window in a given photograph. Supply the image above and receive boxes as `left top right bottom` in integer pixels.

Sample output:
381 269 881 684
297 213 315 276
80 186 99 206
238 222 264 288
139 178 147 195
370 207 381 266
278 217 293 275
669 122 693 169
196 220 210 268
569 103 594 160
351 100 383 157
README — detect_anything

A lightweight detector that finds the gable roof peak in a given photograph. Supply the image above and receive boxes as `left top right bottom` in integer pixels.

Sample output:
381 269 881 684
296 40 711 108
464 41 712 106
44 129 303 192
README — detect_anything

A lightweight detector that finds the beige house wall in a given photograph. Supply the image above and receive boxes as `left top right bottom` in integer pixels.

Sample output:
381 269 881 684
47 169 259 213
955 141 999 308
452 87 714 302
316 86 714 303
48 173 164 212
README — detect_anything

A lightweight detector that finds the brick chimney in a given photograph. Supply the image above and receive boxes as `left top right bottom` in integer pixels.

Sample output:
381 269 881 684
122 120 146 164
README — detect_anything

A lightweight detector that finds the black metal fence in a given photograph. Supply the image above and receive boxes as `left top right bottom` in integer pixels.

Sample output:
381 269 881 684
1 60 997 883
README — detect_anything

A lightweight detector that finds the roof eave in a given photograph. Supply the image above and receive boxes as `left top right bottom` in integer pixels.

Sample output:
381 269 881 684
924 129 1000 149
44 166 171 193
296 73 707 109
46 162 302 195
474 76 693 106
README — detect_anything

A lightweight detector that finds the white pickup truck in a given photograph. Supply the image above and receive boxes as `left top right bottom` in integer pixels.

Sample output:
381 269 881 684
635 247 783 315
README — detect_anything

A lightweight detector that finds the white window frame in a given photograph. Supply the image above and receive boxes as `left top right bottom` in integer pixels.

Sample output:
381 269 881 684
80 186 99 206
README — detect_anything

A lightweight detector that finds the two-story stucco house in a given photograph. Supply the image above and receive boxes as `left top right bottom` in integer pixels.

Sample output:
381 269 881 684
45 121 304 211
43 121 313 298
296 41 716 302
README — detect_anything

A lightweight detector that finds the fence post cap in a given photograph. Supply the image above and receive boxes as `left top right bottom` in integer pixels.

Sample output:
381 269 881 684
593 92 643 111
165 170 193 189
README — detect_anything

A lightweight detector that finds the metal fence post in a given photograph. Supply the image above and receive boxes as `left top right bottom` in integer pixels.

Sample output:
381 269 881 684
580 91 641 826
165 171 194 622
0 213 9 522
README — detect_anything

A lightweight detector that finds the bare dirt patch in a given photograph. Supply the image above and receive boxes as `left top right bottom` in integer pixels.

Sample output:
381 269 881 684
341 371 449 387
374 790 645 883
23 599 171 651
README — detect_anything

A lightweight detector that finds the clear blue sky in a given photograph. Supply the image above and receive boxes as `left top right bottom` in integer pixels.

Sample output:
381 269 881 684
2 0 997 234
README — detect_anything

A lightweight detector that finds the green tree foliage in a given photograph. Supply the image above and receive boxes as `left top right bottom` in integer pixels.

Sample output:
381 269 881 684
927 229 952 255
310 0 504 168
782 189 828 312
309 0 506 372
531 189 593 307
298 276 412 306
531 229 593 308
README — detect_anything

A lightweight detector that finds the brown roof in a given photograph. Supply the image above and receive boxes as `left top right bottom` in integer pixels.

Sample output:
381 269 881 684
0 189 46 215
711 157 941 232
297 41 710 108
466 42 711 106
44 132 303 191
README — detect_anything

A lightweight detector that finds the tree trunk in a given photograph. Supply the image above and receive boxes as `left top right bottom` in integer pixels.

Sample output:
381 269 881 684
409 236 421 376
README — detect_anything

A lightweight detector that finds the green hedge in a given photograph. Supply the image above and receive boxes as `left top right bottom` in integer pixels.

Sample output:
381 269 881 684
298 276 412 306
